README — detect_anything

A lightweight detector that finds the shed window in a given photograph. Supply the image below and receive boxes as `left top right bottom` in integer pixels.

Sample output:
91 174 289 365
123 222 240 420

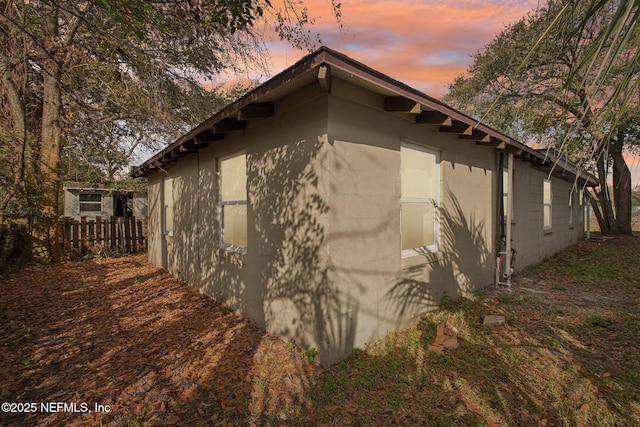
79 193 102 212
543 179 552 230
220 152 247 248
401 143 439 255
163 178 174 236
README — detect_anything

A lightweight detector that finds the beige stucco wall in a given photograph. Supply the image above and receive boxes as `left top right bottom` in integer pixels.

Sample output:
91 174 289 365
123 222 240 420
147 180 162 267
148 81 335 358
323 78 497 360
132 196 148 218
510 162 585 270
145 75 586 365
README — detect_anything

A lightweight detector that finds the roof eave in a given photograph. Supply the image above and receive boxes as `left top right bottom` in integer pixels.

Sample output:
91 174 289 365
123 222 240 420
130 47 598 187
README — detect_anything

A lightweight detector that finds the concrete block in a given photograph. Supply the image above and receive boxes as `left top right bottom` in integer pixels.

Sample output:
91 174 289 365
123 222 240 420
483 315 506 327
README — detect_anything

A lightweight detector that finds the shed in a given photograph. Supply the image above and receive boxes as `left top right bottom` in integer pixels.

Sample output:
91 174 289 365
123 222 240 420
63 182 148 220
131 47 597 365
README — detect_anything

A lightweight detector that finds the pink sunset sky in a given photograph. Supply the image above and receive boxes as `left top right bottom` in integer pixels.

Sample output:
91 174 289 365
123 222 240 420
243 0 640 185
262 0 543 98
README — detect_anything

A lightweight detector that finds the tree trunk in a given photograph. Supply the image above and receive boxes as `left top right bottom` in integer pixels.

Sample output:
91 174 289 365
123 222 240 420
589 195 604 233
594 155 617 235
0 55 28 226
611 135 633 235
35 7 63 261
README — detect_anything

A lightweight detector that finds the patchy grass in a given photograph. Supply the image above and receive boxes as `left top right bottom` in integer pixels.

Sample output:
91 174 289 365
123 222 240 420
1 237 639 426
322 239 640 426
314 237 640 425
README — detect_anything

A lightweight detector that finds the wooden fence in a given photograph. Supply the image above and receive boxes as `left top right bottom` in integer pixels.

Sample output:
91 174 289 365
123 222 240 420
58 216 147 257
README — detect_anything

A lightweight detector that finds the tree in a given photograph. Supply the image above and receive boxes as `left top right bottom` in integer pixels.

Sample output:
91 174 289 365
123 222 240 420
0 0 339 260
445 0 639 235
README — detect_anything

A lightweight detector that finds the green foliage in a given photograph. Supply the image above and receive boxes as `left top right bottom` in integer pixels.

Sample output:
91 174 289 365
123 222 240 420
2 233 14 258
0 224 31 271
440 291 452 306
0 0 342 216
446 0 639 157
498 292 514 304
585 314 614 328
305 347 319 363
108 178 147 196
445 0 639 234
284 339 319 363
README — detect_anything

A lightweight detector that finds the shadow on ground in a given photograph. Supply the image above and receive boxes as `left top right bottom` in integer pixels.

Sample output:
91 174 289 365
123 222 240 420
1 237 639 426
0 255 321 426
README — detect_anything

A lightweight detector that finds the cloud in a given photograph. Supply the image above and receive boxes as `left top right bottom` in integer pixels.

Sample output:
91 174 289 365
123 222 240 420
264 0 540 97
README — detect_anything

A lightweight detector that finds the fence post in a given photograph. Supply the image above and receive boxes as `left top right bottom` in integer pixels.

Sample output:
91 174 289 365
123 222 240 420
136 219 145 252
72 218 80 256
63 217 71 253
110 216 117 250
96 216 103 248
117 217 124 250
88 218 95 247
130 216 138 252
56 214 147 257
124 216 132 253
80 216 88 256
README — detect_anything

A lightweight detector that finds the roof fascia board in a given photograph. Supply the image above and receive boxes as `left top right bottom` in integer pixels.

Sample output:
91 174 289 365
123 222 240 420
317 48 526 149
131 50 328 176
183 50 327 143
132 47 597 186
323 53 595 186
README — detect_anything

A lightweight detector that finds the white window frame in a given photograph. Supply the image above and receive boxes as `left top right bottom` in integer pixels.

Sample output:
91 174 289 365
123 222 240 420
219 151 247 250
543 179 552 231
79 192 102 213
163 178 174 236
400 141 440 257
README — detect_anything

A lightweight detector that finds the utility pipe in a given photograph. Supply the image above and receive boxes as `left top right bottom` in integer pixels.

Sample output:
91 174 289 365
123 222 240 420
503 153 514 287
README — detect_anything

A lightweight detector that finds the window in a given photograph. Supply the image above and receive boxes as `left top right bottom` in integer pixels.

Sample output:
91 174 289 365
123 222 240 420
163 178 174 236
79 193 102 212
503 168 509 222
543 179 552 230
401 142 439 255
220 152 247 248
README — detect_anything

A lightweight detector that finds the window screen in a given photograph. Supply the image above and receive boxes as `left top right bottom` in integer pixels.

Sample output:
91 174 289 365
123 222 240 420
401 143 439 253
220 152 247 248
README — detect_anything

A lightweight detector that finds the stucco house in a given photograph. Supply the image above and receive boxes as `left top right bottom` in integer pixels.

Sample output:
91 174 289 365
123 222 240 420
131 47 596 365
63 182 148 220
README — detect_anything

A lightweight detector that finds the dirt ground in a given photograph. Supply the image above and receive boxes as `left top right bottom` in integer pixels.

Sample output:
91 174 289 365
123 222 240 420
1 237 639 426
0 255 321 426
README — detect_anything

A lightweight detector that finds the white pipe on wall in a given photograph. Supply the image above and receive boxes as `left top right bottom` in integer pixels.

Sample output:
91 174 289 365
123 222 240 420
503 153 514 287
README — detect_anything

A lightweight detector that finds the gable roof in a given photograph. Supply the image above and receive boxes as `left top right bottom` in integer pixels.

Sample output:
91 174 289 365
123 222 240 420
130 46 597 187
